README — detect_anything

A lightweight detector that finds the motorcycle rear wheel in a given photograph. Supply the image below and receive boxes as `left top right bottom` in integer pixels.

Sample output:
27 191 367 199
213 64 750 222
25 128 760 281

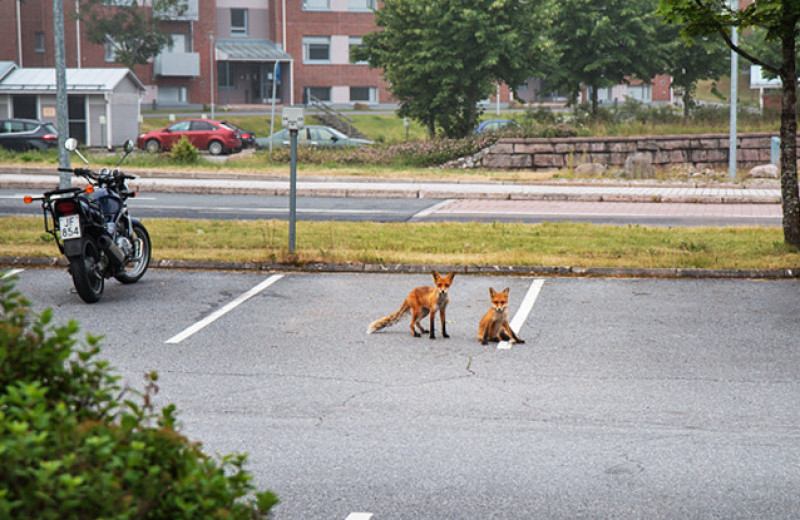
70 236 104 303
114 221 151 284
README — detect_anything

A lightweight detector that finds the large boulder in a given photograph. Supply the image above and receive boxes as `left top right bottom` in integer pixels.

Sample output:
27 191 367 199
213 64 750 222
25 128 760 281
624 152 655 179
748 164 779 179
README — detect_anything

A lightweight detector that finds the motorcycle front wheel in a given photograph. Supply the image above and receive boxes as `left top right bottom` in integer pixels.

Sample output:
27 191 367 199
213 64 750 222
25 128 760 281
70 236 104 303
114 221 151 284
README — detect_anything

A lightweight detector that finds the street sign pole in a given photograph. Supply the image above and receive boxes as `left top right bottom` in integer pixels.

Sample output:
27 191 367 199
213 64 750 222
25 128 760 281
281 106 304 254
728 0 738 180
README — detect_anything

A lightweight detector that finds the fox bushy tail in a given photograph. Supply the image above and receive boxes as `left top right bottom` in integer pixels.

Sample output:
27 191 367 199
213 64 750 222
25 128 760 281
367 302 410 334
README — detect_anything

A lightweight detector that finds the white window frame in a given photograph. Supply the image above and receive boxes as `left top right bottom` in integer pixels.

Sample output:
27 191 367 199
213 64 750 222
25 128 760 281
348 0 376 11
303 36 331 64
231 8 248 37
349 86 377 104
34 32 45 53
349 36 368 65
104 37 119 63
303 0 330 11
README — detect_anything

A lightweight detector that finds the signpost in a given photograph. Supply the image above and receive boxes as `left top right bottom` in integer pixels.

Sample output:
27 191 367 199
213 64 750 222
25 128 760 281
282 106 304 254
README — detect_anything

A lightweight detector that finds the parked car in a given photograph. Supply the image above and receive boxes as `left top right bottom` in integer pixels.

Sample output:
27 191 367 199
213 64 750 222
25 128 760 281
0 118 59 151
475 119 521 134
137 118 242 155
256 125 373 150
222 122 256 149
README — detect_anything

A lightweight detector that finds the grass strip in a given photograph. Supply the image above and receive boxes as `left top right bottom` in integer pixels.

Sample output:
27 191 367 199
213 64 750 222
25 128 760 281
2 217 799 271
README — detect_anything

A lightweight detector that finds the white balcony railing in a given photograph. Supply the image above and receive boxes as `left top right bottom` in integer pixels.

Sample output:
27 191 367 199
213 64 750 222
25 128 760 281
154 52 200 77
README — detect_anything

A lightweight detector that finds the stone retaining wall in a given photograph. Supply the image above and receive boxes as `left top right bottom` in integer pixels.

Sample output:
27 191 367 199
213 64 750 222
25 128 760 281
481 132 792 170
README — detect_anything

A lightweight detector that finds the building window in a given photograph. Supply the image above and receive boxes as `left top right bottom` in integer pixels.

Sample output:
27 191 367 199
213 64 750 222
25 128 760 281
167 33 188 53
350 86 376 103
303 0 330 10
217 62 236 88
303 37 330 64
34 32 45 53
104 37 118 62
158 86 189 104
231 8 248 36
348 0 375 10
349 36 367 65
304 87 331 103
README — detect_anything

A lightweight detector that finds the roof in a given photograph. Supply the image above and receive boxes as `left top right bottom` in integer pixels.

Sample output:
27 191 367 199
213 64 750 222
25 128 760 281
0 67 145 92
0 61 17 82
216 39 292 62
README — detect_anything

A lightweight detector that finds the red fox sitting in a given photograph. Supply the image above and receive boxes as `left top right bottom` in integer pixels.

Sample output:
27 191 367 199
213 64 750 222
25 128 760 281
367 271 455 339
478 287 524 345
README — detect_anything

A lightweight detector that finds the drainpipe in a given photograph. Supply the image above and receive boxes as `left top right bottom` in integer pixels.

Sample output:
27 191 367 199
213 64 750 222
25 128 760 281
16 0 22 66
75 0 81 67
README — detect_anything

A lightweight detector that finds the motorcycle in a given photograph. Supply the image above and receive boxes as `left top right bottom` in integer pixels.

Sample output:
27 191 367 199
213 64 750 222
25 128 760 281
24 138 151 303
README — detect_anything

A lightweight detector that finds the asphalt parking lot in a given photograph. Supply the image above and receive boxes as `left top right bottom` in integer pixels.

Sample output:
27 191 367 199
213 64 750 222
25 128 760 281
6 267 800 519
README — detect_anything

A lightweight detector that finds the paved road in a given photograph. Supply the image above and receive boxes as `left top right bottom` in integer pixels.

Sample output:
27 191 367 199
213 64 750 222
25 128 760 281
7 267 800 519
1 189 782 226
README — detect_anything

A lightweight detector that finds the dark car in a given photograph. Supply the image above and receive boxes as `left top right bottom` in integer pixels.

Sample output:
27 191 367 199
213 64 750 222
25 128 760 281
222 122 256 149
137 118 242 155
0 118 59 151
475 119 521 134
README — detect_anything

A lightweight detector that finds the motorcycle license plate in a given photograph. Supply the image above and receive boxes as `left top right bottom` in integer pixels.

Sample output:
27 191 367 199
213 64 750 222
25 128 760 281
59 215 81 240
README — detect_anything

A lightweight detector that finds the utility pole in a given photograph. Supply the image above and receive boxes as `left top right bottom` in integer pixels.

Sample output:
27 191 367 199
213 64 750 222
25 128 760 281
728 0 738 180
53 0 71 187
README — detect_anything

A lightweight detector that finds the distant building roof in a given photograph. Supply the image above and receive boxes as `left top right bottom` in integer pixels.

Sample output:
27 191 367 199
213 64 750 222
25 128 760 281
0 67 145 92
216 39 292 62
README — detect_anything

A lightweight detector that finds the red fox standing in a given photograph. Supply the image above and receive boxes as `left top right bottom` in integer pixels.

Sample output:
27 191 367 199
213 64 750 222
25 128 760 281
367 271 455 339
478 287 524 345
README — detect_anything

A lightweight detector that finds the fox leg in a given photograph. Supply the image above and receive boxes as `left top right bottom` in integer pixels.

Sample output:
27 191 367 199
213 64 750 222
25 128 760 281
481 327 490 345
503 323 524 344
428 308 436 339
439 308 449 338
411 308 429 337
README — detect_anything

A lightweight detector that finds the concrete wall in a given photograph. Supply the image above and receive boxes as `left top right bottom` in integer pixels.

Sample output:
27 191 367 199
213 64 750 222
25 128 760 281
481 133 787 170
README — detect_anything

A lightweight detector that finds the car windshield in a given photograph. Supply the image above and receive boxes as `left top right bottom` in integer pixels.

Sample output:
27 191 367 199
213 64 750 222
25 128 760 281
326 128 349 139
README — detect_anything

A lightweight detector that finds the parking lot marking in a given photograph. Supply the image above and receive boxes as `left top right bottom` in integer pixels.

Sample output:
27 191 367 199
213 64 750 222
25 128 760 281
345 513 373 520
165 274 284 344
411 199 455 219
2 268 24 279
498 278 545 350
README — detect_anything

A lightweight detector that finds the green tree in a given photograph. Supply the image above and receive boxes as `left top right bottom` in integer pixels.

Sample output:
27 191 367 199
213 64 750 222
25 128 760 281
662 29 731 118
0 277 279 519
658 0 800 248
355 0 556 138
543 0 667 119
76 0 188 70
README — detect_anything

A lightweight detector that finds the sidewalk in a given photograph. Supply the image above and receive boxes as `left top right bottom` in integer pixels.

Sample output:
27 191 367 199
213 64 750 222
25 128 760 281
0 166 783 204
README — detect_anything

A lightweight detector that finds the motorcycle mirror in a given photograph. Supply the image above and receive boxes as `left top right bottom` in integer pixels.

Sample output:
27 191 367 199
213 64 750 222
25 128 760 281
64 138 79 151
123 140 134 153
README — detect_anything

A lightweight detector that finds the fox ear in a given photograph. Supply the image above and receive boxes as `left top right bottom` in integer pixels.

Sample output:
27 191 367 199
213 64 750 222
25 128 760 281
489 287 496 297
502 288 510 295
431 270 440 281
446 272 455 282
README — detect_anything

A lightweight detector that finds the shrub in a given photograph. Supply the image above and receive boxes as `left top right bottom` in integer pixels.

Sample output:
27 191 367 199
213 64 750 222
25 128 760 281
170 135 199 164
0 277 279 519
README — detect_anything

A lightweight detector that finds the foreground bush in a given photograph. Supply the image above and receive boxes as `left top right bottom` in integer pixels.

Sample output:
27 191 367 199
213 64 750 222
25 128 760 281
0 277 278 519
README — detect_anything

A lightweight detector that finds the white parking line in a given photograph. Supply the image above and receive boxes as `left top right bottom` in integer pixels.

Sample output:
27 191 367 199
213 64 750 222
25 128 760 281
498 278 545 350
165 274 284 344
411 199 455 219
345 513 373 520
2 268 24 279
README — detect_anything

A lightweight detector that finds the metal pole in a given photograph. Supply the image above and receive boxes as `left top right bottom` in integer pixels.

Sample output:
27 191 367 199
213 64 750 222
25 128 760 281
289 127 297 254
53 0 71 187
270 61 278 154
209 33 215 120
728 0 738 180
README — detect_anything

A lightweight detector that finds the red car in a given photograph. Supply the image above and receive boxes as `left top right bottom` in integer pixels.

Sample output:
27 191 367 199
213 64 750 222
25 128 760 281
137 118 242 155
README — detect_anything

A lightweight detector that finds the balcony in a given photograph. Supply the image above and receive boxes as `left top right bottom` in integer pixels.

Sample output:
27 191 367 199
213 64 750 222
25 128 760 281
163 0 198 21
154 52 200 77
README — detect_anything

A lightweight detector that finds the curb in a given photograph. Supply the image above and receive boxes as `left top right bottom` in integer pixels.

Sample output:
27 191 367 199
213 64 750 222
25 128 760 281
2 256 797 280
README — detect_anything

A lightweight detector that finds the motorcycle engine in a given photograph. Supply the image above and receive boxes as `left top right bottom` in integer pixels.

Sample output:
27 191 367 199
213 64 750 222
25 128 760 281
116 236 134 258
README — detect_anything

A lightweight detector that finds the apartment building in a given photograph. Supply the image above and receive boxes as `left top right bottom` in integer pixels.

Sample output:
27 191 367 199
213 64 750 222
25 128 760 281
0 0 396 110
